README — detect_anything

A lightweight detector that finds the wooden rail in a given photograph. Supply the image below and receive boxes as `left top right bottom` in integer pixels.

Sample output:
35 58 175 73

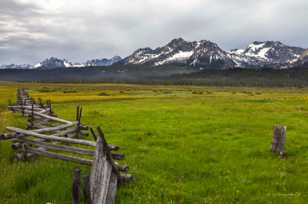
1 89 133 204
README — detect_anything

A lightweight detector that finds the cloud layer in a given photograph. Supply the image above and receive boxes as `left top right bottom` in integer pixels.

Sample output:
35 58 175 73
0 0 308 64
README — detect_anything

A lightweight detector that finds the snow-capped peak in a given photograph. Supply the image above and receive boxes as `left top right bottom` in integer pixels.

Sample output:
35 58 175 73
1 38 306 70
123 38 233 68
230 41 305 68
32 56 122 69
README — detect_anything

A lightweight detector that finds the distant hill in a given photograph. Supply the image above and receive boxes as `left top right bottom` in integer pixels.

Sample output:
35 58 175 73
1 64 308 87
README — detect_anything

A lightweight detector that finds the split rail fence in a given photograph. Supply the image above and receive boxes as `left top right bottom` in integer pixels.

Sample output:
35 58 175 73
0 89 132 204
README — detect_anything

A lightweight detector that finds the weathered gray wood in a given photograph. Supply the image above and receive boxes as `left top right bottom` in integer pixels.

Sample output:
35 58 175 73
32 118 52 125
89 132 117 204
8 105 43 111
26 147 93 165
3 89 132 202
53 127 79 137
23 109 72 124
272 125 287 155
6 127 97 147
38 109 49 114
96 127 120 175
31 123 50 129
83 176 92 204
33 122 77 133
106 173 118 204
19 138 95 156
72 168 81 204
9 104 42 108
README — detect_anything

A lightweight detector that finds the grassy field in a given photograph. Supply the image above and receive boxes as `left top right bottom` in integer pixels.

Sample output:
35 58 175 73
1 82 308 203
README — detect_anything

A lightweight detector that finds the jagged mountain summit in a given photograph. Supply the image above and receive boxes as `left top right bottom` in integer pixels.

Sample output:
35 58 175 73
122 38 234 69
0 56 122 69
230 41 305 68
34 57 85 69
34 56 122 69
122 38 306 69
0 38 306 70
86 56 122 67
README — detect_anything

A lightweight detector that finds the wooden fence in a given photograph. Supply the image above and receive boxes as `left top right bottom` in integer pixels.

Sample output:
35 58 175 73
0 89 132 204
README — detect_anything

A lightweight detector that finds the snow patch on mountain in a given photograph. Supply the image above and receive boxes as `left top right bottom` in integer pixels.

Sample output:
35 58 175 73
245 47 271 59
155 51 194 66
124 38 234 69
247 42 265 52
230 41 305 68
34 63 42 68
1 38 306 70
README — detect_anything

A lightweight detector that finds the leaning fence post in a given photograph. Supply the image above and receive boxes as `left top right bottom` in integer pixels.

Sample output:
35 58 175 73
83 176 92 204
76 106 83 138
272 125 287 156
72 168 81 204
90 128 97 141
2 89 133 204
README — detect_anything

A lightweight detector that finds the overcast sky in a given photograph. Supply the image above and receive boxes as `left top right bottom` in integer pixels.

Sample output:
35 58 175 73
0 0 307 64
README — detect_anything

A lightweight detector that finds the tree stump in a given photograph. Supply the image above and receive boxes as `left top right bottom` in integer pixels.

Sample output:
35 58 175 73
272 125 286 156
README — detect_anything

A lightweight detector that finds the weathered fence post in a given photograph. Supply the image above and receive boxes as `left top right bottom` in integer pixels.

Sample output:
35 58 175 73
2 89 133 204
89 127 118 204
90 128 97 141
272 125 287 156
76 106 83 138
83 176 92 204
72 168 81 204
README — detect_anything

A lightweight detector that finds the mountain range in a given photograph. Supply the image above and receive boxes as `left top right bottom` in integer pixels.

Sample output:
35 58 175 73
1 38 307 69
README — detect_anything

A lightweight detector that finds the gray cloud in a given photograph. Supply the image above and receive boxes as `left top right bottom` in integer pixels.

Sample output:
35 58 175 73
0 0 308 64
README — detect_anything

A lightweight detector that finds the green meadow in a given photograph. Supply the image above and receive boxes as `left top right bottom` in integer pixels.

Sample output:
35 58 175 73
1 82 308 203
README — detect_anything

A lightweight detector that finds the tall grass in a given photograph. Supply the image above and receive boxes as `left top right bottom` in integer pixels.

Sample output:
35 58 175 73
1 82 308 203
